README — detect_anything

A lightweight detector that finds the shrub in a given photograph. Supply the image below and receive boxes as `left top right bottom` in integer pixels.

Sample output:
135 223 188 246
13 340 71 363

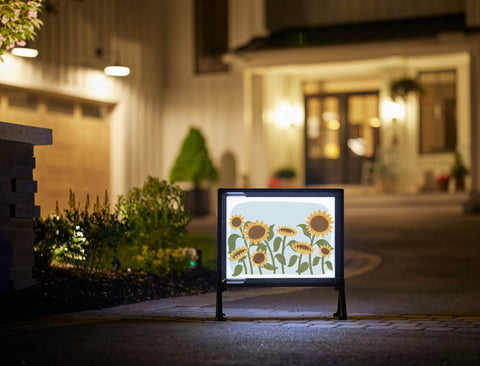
33 207 71 270
119 177 191 252
34 177 192 277
135 246 198 276
34 190 130 276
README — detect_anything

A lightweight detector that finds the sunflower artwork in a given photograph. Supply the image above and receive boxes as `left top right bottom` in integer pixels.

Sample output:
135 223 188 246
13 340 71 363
226 200 335 278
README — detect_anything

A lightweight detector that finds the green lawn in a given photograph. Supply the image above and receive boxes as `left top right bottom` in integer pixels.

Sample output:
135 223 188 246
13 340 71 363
183 233 217 270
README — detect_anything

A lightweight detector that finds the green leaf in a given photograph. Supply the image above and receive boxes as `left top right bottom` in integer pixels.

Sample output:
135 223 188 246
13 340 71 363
228 234 240 252
297 223 311 240
257 243 267 253
273 237 282 252
296 262 309 274
288 255 298 267
312 256 321 267
232 264 243 276
325 260 333 271
287 239 297 248
314 239 330 247
267 224 275 241
263 263 277 271
275 253 286 265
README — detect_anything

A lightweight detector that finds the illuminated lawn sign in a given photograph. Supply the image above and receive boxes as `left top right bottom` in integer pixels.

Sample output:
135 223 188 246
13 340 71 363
216 188 346 321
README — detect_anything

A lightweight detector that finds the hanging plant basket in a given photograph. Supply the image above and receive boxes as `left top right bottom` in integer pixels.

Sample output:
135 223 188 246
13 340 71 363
390 77 425 101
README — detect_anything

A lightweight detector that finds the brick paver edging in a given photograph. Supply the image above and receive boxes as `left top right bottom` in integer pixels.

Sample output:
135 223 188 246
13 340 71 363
255 315 480 333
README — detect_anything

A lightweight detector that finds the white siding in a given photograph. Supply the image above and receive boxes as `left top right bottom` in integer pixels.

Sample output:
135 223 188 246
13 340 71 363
161 0 246 186
0 0 164 197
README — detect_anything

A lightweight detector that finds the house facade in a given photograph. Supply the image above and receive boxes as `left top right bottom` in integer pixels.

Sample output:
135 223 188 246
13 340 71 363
1 0 479 215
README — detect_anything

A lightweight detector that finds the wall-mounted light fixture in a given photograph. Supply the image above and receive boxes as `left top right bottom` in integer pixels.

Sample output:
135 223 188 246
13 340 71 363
382 100 405 120
11 44 39 58
273 103 303 128
95 48 130 77
104 65 130 77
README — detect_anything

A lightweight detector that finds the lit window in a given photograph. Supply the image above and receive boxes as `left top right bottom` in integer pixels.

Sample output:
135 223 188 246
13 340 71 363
419 70 456 153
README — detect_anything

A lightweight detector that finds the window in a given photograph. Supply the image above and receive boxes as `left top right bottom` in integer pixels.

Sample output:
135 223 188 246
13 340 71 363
46 98 75 115
8 90 38 110
82 103 106 119
194 0 229 74
419 70 457 153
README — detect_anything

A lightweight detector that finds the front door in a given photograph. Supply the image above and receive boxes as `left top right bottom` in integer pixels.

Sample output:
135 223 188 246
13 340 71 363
305 91 380 185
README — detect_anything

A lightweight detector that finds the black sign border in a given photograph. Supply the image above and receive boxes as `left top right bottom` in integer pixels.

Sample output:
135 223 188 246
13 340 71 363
216 188 346 320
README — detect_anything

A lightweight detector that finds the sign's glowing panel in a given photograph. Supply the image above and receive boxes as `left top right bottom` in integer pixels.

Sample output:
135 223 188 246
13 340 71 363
225 196 336 280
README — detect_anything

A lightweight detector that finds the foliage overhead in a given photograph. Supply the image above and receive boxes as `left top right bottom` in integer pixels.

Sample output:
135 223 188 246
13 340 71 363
0 0 44 61
170 127 218 186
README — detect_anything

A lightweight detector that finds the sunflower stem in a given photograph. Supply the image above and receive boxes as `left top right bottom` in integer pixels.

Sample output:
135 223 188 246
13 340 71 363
242 257 247 274
297 254 303 273
281 236 286 274
310 236 316 274
241 232 253 274
321 256 325 274
265 240 276 274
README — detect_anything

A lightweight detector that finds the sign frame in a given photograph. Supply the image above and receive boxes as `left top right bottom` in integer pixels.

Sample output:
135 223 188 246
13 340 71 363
216 188 346 321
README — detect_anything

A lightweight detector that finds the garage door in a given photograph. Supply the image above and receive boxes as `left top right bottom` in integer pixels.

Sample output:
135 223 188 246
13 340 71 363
0 87 112 217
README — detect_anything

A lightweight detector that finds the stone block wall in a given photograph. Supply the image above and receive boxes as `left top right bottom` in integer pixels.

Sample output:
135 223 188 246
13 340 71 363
0 121 52 293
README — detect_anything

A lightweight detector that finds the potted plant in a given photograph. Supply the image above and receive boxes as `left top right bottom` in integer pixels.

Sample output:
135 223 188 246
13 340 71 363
268 167 297 188
390 77 425 101
436 173 450 192
170 127 218 216
450 151 469 192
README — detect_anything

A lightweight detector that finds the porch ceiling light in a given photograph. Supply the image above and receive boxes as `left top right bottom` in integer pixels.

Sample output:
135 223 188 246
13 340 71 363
11 47 38 58
104 65 130 77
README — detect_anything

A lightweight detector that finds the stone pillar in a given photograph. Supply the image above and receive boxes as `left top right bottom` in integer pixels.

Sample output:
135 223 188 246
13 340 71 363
0 121 52 293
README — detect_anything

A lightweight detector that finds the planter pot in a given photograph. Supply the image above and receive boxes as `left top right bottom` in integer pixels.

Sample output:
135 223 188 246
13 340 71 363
437 180 449 192
454 177 466 192
185 187 210 216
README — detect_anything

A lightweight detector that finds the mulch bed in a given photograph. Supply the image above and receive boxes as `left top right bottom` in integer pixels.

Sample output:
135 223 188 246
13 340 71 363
0 267 217 321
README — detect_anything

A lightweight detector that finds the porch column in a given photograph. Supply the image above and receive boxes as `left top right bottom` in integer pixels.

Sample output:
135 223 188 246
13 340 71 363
465 44 480 212
249 73 268 187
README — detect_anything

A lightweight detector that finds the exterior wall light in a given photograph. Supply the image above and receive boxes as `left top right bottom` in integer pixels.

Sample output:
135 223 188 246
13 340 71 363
104 65 130 77
273 103 303 128
382 100 405 120
11 47 39 58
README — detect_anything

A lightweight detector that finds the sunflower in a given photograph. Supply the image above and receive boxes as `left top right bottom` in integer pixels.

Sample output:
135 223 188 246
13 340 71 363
291 242 315 255
228 246 248 261
250 249 268 267
276 225 297 237
306 210 334 238
243 220 269 245
229 214 244 229
318 244 333 258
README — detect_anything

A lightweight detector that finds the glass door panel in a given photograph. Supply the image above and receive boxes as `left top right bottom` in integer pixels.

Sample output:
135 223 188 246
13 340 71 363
305 96 342 184
305 91 379 185
306 97 340 160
